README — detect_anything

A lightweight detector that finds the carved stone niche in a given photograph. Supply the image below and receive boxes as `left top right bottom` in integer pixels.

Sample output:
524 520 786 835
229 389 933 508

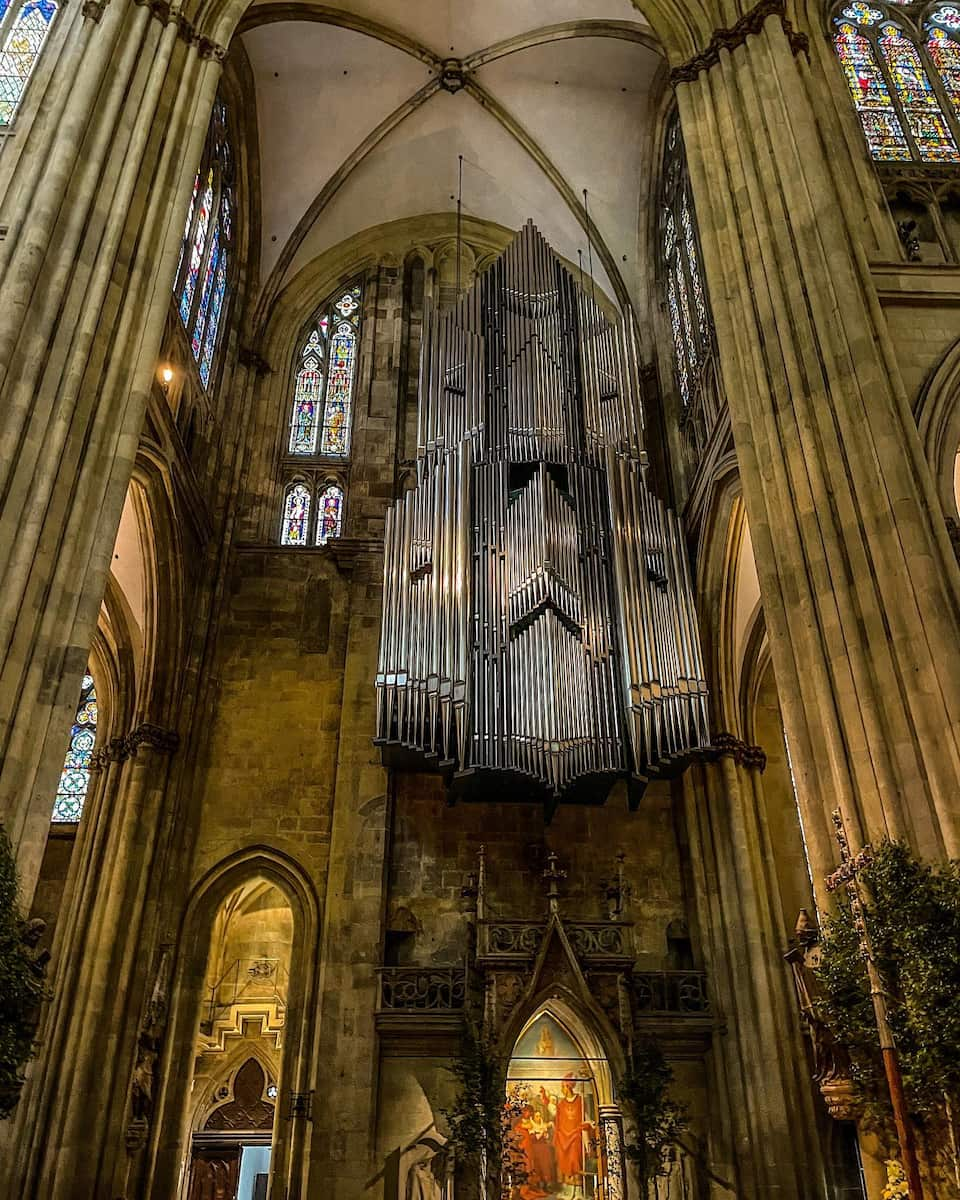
784 910 859 1123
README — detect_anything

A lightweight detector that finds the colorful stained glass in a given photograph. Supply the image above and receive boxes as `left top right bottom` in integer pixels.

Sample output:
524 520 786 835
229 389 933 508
176 172 200 287
280 483 311 546
840 1 883 24
0 0 57 125
180 169 213 323
879 22 959 160
680 197 709 342
928 22 960 116
834 23 912 159
52 671 97 823
316 484 344 545
199 250 227 388
320 322 357 456
289 327 327 454
931 4 960 28
192 220 220 359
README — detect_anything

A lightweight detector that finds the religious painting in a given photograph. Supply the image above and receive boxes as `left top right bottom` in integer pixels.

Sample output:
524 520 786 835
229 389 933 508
504 1013 602 1200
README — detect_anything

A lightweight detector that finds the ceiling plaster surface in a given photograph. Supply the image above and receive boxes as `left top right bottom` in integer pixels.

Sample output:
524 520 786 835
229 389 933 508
241 3 660 314
473 37 659 302
283 89 619 301
243 22 432 281
245 0 651 56
111 490 146 640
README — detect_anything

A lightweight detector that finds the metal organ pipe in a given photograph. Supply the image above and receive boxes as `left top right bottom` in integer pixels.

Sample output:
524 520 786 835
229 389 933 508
375 221 708 804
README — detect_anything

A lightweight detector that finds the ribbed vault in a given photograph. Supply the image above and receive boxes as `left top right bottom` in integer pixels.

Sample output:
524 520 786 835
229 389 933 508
232 2 666 328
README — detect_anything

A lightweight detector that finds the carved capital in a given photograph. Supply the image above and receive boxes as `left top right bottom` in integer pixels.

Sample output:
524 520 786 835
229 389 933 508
125 723 179 757
133 0 227 58
670 0 809 86
81 0 105 20
705 731 767 771
106 736 131 764
239 344 272 375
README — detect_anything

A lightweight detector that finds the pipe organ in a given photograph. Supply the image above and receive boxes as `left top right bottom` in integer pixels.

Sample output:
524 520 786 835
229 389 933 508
375 222 708 804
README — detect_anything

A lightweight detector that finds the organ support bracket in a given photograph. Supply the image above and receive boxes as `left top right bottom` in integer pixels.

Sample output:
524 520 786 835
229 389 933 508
375 221 708 806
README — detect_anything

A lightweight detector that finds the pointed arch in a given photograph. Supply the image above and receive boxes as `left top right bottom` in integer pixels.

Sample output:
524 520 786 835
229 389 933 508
147 848 320 1200
831 0 960 160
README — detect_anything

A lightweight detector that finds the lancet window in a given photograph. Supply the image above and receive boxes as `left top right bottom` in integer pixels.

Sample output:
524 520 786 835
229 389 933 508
173 94 236 387
832 1 960 161
658 110 719 459
0 0 57 124
52 669 97 823
278 283 361 547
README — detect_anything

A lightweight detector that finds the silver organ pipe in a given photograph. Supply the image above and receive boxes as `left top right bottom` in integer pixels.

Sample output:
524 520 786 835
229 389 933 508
375 221 709 803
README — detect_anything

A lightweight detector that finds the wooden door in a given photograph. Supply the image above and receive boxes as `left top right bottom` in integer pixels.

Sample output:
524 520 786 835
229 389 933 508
186 1147 241 1200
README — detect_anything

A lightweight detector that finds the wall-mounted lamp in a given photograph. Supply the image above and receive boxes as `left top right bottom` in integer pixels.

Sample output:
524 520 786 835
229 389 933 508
160 365 174 396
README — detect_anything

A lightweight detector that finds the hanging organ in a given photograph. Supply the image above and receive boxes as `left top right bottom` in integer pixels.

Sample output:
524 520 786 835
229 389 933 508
375 222 708 804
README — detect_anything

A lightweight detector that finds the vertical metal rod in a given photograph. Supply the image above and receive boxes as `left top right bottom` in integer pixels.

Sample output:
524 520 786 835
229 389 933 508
456 153 463 299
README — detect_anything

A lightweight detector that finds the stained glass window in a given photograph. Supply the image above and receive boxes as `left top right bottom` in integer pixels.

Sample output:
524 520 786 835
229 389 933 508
289 323 328 454
173 94 235 388
928 9 960 116
316 484 344 545
52 670 97 823
879 21 958 158
0 0 58 126
279 284 360 545
280 483 311 546
658 113 715 420
833 1 960 161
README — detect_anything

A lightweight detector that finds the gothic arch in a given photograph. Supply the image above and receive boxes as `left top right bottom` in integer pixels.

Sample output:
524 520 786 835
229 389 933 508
691 456 750 736
504 999 621 1108
914 333 960 518
147 846 320 1200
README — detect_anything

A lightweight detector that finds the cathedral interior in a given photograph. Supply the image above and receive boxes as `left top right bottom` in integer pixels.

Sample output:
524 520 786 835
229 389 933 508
2 0 960 1198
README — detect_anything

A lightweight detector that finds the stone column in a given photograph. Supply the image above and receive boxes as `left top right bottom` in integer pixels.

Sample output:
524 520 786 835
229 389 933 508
680 743 826 1199
669 3 960 885
3 724 179 1200
0 0 223 905
307 551 390 1198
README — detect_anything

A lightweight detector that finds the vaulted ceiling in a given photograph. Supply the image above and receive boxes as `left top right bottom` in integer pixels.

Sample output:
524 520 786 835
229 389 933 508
238 0 665 315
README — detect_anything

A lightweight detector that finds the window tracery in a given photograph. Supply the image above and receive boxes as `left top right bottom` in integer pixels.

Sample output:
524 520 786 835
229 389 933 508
278 283 361 547
833 0 960 161
52 670 97 823
0 0 57 125
173 95 235 388
658 111 720 462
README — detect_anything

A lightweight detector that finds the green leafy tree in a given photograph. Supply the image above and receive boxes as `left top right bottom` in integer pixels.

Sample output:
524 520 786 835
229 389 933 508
618 1038 689 1190
815 840 960 1127
0 827 49 1119
442 1025 525 1199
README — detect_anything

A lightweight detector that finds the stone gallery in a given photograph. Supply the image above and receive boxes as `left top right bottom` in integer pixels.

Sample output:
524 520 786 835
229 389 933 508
1 1 960 1198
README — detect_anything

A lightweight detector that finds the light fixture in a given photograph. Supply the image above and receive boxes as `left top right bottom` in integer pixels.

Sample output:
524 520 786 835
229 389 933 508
160 366 174 394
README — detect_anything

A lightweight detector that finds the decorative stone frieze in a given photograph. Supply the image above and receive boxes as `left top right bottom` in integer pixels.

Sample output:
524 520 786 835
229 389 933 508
706 731 767 771
124 723 180 758
669 0 809 86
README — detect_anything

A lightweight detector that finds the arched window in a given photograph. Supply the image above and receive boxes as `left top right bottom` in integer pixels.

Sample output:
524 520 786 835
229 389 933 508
279 283 362 546
280 482 311 546
52 669 97 823
316 483 344 545
0 0 58 125
173 94 236 387
658 110 717 448
287 285 362 458
833 1 960 161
